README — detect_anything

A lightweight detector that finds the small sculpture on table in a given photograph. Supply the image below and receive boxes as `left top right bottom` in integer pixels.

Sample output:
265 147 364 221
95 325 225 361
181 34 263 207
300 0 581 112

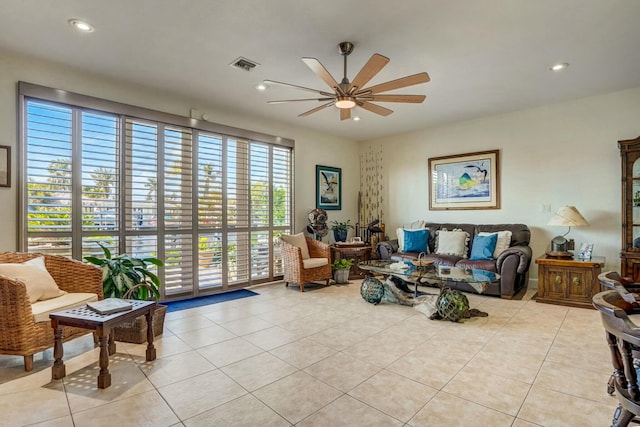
306 208 329 240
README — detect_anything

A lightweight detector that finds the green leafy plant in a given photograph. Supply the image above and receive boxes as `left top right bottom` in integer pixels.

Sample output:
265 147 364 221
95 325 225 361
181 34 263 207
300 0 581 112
84 242 164 300
330 220 354 232
332 258 353 270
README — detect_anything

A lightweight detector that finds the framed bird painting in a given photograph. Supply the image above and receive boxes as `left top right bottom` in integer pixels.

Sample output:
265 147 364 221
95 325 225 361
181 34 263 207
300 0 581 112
428 149 500 210
316 165 341 210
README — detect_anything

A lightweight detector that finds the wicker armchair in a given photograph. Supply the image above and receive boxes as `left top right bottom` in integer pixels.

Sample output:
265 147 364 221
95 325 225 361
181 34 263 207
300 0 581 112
0 252 103 371
281 236 332 292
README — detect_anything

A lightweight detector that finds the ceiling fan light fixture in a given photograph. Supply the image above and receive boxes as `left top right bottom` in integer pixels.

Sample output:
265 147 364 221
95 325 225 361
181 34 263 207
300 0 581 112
335 96 356 109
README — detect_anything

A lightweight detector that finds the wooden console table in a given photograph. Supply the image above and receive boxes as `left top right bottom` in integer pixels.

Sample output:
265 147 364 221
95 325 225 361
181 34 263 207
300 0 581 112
535 255 605 309
50 300 157 389
330 244 372 279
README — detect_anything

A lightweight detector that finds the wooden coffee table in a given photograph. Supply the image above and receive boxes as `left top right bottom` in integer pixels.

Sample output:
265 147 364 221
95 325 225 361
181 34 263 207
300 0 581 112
49 300 157 389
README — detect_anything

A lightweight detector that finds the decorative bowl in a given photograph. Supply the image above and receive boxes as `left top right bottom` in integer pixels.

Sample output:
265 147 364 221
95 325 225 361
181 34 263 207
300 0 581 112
410 252 433 268
410 259 434 268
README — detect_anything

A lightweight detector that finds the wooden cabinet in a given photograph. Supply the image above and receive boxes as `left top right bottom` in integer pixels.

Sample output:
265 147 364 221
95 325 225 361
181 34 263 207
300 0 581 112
535 256 605 308
620 136 640 282
330 245 372 279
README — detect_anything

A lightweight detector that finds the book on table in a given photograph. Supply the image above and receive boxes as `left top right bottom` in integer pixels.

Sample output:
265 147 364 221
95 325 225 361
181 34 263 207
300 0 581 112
87 298 133 315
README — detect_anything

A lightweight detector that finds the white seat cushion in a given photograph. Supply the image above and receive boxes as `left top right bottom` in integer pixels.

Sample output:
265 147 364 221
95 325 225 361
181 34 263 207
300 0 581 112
31 292 98 323
281 233 311 259
303 258 329 269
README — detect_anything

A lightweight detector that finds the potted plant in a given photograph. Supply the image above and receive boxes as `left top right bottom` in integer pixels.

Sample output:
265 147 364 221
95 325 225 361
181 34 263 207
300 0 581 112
330 220 354 242
84 242 166 343
332 258 353 284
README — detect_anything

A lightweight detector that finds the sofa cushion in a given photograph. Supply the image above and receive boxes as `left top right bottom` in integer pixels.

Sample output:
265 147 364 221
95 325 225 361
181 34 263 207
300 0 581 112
455 259 497 272
475 224 529 247
302 258 329 269
31 292 99 323
424 223 475 253
0 257 66 303
478 230 513 258
402 229 429 253
404 220 425 229
470 233 498 261
281 233 310 259
435 229 470 258
396 224 427 252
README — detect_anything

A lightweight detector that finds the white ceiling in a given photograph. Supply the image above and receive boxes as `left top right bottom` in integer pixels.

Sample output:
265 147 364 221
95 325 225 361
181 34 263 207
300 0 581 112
2 0 640 142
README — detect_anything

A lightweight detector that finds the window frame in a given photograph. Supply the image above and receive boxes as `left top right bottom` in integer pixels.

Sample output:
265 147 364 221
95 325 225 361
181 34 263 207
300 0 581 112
18 82 295 298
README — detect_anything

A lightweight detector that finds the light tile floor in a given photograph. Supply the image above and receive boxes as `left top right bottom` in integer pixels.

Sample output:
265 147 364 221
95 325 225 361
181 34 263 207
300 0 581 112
0 280 618 427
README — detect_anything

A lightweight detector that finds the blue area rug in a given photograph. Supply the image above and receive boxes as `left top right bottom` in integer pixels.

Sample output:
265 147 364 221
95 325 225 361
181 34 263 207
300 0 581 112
163 289 259 312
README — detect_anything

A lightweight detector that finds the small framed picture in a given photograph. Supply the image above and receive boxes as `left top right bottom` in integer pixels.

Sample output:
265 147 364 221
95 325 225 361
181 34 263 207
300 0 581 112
578 242 594 260
316 165 341 210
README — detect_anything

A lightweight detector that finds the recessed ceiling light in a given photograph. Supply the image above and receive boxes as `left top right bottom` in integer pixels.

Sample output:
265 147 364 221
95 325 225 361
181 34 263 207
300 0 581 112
68 19 93 33
353 116 361 121
550 62 569 72
255 83 269 92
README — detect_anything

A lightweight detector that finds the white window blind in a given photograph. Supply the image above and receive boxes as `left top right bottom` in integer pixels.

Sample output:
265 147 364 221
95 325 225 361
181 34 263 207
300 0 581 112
20 86 294 299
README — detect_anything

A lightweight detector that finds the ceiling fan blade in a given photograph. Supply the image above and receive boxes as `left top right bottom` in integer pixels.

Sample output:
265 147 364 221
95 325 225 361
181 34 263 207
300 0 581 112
354 72 430 95
340 108 351 121
268 98 334 104
263 80 335 97
364 94 426 103
301 58 345 95
358 101 393 117
298 101 335 117
348 54 389 93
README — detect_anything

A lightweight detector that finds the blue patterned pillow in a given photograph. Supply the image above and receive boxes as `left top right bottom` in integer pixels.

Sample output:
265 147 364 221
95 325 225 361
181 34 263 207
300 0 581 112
403 229 429 253
470 233 498 261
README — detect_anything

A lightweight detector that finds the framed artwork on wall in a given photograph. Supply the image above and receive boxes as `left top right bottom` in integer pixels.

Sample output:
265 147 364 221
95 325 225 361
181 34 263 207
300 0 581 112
0 145 10 188
428 149 500 210
316 165 341 210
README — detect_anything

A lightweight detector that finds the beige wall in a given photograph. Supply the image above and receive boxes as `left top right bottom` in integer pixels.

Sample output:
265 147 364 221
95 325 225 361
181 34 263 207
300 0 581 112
3 49 640 283
360 86 640 281
0 50 359 250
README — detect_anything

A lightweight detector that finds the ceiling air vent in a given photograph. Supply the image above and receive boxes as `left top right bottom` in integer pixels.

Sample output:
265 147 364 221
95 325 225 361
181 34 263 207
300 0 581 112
230 57 260 72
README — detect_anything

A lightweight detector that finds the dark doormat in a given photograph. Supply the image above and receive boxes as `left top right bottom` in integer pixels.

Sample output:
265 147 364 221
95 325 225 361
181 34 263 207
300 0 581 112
164 289 258 312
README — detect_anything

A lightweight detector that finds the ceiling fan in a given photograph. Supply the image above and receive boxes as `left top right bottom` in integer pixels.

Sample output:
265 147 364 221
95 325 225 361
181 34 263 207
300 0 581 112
264 41 430 121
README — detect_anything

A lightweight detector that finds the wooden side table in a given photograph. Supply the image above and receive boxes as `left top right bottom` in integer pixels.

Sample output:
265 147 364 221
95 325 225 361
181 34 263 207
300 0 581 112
50 300 157 389
330 244 372 279
535 255 605 309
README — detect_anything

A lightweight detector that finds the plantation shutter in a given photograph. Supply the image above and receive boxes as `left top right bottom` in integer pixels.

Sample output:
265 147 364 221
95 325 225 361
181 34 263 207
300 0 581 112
20 83 294 299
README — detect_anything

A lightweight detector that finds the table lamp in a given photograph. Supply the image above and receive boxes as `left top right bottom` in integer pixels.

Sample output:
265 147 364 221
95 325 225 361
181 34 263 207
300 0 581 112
546 205 588 258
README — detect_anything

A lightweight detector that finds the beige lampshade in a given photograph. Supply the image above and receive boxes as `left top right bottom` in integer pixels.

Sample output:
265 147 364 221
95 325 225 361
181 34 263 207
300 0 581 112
547 206 589 227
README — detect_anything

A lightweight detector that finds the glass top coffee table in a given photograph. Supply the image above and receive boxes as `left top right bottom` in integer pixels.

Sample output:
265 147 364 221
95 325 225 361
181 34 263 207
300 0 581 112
358 260 500 296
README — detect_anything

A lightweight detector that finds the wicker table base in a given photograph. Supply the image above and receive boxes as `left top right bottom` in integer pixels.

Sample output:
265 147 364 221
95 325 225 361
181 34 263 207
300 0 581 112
49 300 157 389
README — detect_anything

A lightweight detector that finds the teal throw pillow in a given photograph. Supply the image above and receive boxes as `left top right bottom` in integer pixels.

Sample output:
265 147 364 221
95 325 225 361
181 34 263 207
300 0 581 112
470 233 498 261
403 229 429 253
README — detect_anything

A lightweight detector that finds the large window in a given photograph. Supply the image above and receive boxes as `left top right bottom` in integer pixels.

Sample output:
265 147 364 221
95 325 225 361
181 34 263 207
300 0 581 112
19 83 293 299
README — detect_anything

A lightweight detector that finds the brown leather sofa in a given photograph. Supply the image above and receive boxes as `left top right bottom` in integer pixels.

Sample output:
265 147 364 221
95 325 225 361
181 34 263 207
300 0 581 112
376 223 532 299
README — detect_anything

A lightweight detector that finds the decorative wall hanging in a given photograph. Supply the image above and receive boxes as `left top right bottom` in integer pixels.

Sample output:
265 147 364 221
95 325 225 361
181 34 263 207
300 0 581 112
316 165 341 210
428 149 500 210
